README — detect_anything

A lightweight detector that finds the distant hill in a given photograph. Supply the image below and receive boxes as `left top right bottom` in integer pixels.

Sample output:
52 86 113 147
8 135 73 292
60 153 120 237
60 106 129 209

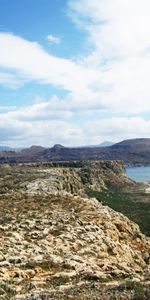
0 138 149 165
112 138 150 149
21 145 45 153
108 138 150 165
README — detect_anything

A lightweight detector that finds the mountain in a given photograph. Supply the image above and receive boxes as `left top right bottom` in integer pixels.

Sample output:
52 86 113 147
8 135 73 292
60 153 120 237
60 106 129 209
21 145 45 154
0 138 149 165
111 138 150 149
109 138 150 164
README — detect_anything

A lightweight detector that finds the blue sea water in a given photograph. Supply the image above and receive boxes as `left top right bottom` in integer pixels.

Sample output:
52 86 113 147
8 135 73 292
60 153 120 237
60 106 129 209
126 166 150 182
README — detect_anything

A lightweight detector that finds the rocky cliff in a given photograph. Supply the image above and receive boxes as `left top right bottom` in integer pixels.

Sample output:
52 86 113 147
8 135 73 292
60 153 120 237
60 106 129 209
23 160 134 196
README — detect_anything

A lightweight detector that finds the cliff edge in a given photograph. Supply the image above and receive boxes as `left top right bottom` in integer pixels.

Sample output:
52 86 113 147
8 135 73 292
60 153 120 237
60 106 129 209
23 160 134 196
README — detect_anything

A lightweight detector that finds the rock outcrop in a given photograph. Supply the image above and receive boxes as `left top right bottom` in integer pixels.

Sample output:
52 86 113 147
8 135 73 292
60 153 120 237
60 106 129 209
23 160 134 195
0 193 149 299
0 161 149 299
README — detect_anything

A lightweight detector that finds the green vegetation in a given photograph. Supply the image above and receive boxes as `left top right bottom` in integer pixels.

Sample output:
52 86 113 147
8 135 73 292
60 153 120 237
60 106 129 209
88 187 150 236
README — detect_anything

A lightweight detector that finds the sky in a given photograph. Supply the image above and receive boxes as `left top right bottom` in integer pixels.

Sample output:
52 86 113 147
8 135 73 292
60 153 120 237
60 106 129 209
0 0 150 147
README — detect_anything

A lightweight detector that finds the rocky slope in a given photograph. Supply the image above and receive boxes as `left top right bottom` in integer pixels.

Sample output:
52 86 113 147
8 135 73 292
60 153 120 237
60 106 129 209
0 193 150 299
22 160 134 196
0 160 133 196
0 161 149 299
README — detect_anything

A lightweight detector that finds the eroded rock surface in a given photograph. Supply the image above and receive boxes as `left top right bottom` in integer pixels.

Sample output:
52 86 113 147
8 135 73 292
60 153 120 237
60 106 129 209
22 160 134 196
0 161 149 299
0 192 150 299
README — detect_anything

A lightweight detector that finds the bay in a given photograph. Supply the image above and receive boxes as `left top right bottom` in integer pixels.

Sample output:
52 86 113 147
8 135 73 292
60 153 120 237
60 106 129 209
126 166 150 182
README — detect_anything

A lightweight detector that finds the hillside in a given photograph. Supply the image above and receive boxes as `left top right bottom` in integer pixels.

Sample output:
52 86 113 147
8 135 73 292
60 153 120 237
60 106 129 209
110 138 150 164
0 160 134 196
0 138 150 164
0 161 150 299
113 138 150 148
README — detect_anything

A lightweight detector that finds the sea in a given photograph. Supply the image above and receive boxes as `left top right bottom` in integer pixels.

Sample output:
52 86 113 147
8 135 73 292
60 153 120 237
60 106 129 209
126 166 150 182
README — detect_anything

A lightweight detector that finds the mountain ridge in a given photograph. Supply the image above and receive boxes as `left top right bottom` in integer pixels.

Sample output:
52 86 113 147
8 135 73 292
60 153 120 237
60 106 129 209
0 138 150 165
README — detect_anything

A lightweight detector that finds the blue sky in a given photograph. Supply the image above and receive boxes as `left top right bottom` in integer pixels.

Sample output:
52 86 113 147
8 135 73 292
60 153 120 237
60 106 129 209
0 0 150 147
0 0 87 106
0 0 87 57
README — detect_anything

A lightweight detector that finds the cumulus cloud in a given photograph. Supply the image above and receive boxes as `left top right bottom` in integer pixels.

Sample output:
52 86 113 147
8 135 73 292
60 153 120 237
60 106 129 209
0 1 150 146
0 99 149 147
68 0 150 113
0 98 84 147
1 8 150 114
83 117 150 144
69 0 150 59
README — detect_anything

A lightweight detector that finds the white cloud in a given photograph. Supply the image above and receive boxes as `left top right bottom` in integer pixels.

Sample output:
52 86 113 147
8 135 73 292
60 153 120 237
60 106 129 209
83 117 150 144
0 99 149 147
9 96 73 121
0 32 98 93
68 0 150 113
0 1 150 146
1 12 150 114
0 72 23 88
47 34 61 44
69 0 150 59
0 99 84 147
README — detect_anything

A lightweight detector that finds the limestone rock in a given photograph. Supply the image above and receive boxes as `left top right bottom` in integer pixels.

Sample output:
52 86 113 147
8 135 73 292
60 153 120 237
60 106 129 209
23 161 134 195
0 193 149 299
